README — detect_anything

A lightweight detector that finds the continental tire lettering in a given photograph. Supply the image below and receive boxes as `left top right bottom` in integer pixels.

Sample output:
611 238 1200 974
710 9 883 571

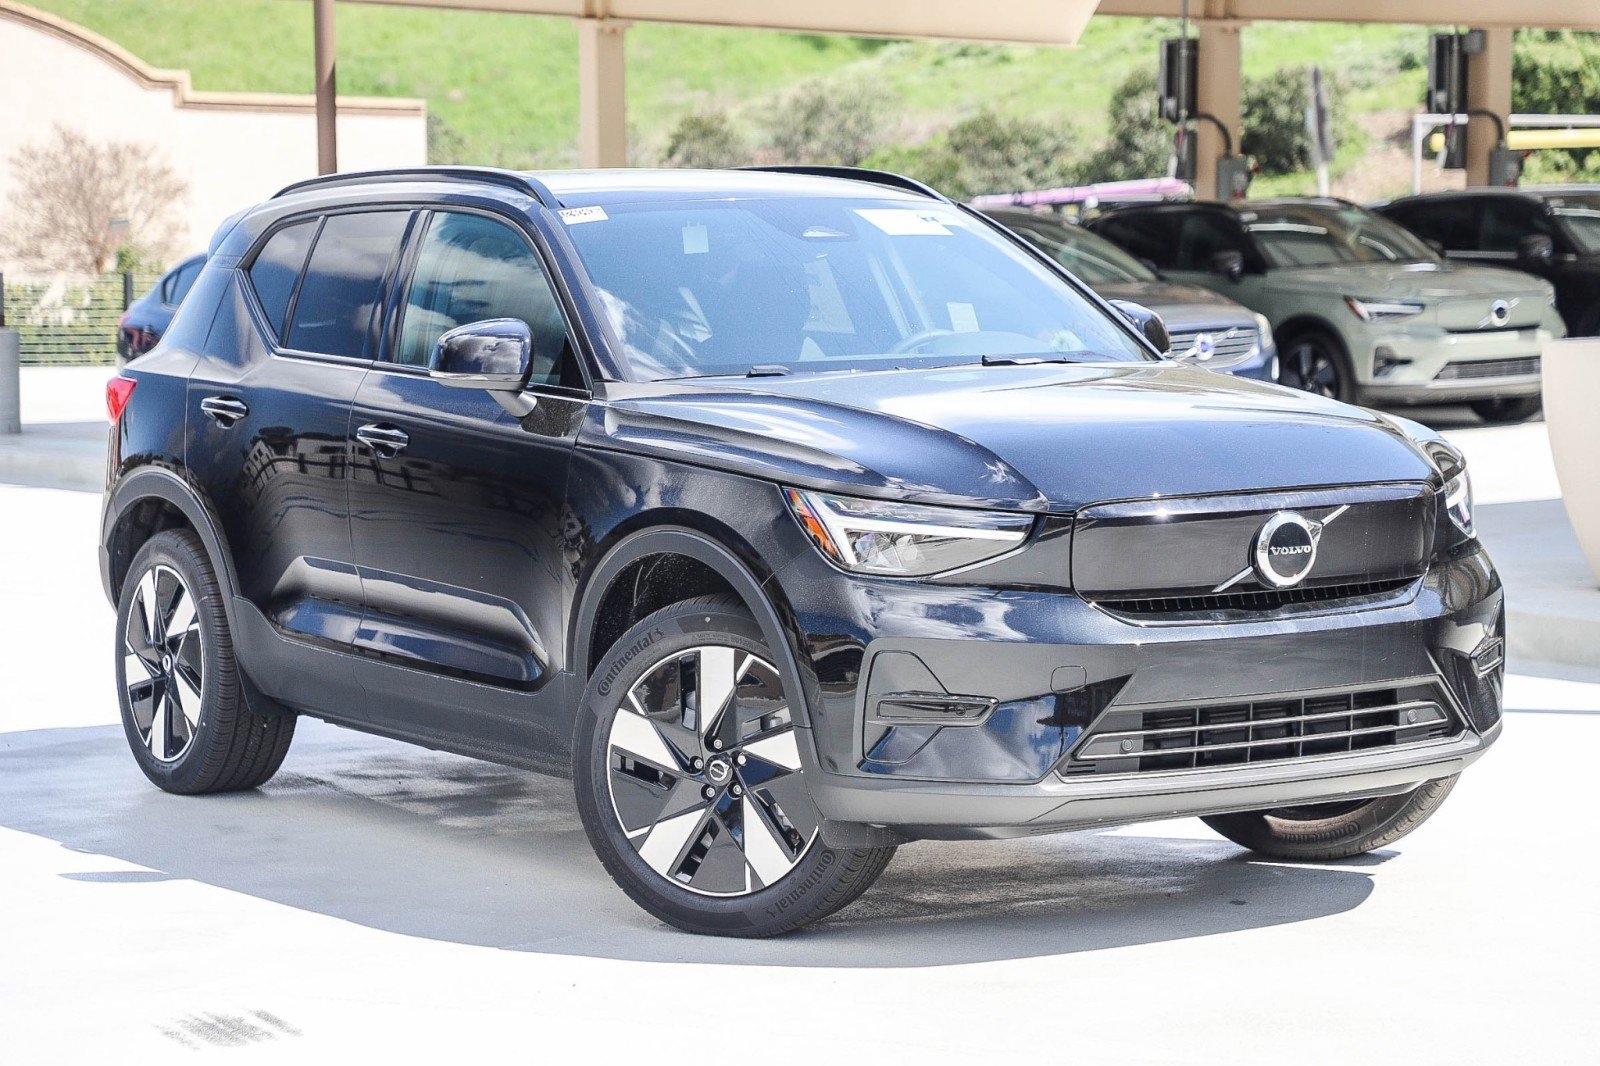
764 849 835 918
597 627 667 696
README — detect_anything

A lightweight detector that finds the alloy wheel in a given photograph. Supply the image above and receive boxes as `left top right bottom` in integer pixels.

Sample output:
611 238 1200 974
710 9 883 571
605 645 818 897
1280 339 1343 399
123 564 205 763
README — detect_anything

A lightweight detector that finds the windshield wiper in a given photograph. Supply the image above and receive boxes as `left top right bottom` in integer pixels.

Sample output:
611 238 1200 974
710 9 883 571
979 354 1084 367
745 364 793 377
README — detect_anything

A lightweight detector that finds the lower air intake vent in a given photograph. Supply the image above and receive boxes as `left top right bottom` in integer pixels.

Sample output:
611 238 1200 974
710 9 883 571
1063 684 1459 775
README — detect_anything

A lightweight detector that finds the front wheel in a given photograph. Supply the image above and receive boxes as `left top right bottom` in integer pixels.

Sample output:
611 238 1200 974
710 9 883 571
1277 329 1353 402
1200 775 1458 861
574 596 894 936
1470 397 1542 424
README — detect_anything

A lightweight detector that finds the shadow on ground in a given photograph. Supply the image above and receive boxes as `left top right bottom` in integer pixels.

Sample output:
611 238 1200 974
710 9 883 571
1 719 1389 967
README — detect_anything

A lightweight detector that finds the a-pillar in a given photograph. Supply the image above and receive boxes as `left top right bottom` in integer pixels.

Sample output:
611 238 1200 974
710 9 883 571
1193 19 1245 200
1464 27 1513 187
577 18 630 168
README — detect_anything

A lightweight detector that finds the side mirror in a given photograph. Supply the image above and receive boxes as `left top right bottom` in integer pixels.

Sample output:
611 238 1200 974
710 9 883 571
1517 233 1555 264
1209 250 1247 281
429 318 537 416
1107 299 1171 356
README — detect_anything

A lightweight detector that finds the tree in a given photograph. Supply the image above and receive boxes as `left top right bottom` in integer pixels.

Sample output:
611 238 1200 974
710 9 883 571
663 110 752 169
1513 30 1600 178
4 125 187 273
764 78 886 167
1083 69 1176 183
1242 67 1352 177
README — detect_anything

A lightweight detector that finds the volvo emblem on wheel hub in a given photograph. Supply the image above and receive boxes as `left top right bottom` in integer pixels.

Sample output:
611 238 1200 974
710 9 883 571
705 757 733 786
1253 511 1321 588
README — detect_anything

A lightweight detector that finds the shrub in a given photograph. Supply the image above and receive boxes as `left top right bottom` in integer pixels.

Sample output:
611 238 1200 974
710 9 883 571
663 110 751 169
764 78 886 167
1083 68 1176 182
1242 66 1353 176
1513 30 1600 177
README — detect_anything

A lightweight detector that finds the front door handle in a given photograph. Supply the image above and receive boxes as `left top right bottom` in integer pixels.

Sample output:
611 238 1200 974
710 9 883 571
200 395 249 427
356 423 409 458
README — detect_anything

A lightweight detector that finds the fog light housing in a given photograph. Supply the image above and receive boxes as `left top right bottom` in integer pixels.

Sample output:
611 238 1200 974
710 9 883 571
1373 346 1411 378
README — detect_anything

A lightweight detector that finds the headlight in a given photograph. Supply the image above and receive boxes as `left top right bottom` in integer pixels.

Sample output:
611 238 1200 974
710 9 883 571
1424 441 1475 541
1345 297 1425 323
784 489 1032 576
1252 312 1275 351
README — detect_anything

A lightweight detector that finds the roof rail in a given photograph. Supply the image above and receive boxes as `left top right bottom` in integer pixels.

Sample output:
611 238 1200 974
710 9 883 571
274 166 557 207
739 165 950 203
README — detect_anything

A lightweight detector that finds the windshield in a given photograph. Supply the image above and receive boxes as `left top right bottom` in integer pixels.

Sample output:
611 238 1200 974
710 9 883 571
1243 203 1441 269
562 197 1151 380
995 213 1159 284
1551 194 1600 256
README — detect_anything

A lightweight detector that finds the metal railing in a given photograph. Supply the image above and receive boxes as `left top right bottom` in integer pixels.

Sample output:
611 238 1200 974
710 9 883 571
0 271 157 364
1411 113 1600 194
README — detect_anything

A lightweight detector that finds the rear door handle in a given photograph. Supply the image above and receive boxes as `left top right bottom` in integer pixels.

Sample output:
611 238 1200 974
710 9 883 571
356 423 409 458
200 395 248 426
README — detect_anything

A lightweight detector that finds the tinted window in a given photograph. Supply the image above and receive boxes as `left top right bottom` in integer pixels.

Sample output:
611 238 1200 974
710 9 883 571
1479 198 1556 254
565 198 1150 380
396 212 572 385
1092 212 1183 270
1550 193 1600 255
996 214 1158 284
285 211 409 359
163 258 203 306
1171 212 1248 271
247 221 316 338
1387 199 1476 251
1243 204 1437 267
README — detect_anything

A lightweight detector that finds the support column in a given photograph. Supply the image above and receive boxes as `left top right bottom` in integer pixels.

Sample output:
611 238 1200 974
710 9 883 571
1193 19 1245 200
314 0 338 175
1464 27 1513 187
576 18 629 168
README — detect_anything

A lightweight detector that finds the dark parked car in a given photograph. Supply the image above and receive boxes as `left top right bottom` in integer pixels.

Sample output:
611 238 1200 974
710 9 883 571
1086 198 1564 422
1374 186 1600 337
117 254 205 362
982 208 1277 381
100 166 1502 937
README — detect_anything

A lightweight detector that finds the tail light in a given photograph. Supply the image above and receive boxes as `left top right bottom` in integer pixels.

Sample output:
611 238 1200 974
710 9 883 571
106 376 137 424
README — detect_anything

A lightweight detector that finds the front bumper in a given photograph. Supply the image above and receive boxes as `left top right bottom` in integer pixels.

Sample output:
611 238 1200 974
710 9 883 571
772 540 1504 842
1356 325 1552 405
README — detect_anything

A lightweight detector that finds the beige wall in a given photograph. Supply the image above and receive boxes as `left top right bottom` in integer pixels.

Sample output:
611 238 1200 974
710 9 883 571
0 3 427 271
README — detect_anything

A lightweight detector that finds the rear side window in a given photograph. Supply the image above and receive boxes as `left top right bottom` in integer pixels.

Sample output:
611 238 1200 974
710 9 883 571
247 221 316 338
285 211 409 359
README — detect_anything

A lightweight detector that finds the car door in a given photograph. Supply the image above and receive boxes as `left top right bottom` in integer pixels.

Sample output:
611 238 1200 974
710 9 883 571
347 207 588 759
186 209 411 717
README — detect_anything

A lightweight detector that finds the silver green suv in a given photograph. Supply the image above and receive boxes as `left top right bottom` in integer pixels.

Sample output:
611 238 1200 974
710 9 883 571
1088 198 1565 422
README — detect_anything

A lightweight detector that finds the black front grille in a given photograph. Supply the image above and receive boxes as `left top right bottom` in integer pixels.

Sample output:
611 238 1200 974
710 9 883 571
1096 577 1416 618
1435 356 1540 381
1063 683 1459 775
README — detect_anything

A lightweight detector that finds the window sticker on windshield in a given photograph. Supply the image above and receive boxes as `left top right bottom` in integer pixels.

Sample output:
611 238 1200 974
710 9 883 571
558 206 608 225
948 302 980 333
855 209 953 236
682 224 709 255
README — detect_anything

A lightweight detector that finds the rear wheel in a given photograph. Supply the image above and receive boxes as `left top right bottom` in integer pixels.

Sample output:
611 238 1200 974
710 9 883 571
1200 775 1458 861
1470 397 1542 423
115 530 295 794
1277 328 1353 402
574 596 894 936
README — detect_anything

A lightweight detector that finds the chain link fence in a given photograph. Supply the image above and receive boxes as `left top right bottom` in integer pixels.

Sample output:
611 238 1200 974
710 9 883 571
0 271 158 364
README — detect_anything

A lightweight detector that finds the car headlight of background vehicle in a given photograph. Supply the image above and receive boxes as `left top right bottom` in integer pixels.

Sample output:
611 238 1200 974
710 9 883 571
784 489 1032 576
1345 297 1425 323
1424 441 1475 542
1252 312 1275 353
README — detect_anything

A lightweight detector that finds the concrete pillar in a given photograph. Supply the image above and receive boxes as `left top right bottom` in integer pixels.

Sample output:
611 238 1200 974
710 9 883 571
576 18 629 168
314 0 338 176
1465 26 1513 187
0 329 21 436
1193 19 1245 200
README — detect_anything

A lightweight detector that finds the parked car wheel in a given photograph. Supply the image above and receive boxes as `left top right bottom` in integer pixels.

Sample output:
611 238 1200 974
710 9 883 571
115 530 295 794
574 595 895 936
1200 775 1458 861
1470 397 1543 424
1277 328 1353 402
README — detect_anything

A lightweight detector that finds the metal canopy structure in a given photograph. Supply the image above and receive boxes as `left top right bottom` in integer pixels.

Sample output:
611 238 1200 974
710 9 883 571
308 0 1600 194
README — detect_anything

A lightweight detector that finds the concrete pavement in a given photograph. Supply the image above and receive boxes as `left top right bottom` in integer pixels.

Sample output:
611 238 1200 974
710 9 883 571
2 480 1599 1062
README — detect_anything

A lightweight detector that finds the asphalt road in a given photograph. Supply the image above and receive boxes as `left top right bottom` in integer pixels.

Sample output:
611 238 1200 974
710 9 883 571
3 473 1597 1063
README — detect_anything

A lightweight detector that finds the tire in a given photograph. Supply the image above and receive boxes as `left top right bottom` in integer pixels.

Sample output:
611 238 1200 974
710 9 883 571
1277 328 1354 402
1470 396 1542 424
115 529 295 794
574 595 894 937
1200 774 1459 861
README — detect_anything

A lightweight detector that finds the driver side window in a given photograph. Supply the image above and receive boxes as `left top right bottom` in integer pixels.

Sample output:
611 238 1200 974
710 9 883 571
395 212 573 386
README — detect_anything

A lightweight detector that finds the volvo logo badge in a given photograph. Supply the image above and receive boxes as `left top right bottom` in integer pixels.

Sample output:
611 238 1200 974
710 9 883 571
705 758 733 786
1253 512 1321 588
1479 298 1517 329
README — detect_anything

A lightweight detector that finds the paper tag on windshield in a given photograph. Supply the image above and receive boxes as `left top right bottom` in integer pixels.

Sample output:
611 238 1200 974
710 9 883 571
855 209 953 236
682 224 709 254
948 303 980 333
558 206 608 225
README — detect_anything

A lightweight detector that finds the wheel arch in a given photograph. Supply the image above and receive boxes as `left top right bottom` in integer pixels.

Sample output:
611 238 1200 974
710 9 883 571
571 523 815 729
102 467 241 624
1274 313 1345 350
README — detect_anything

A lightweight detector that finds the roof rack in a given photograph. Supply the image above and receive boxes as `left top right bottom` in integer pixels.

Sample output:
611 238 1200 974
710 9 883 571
739 165 950 203
274 166 556 207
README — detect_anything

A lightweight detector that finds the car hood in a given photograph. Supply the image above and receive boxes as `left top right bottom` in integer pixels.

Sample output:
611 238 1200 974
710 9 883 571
1269 260 1550 299
590 364 1436 512
1092 280 1257 334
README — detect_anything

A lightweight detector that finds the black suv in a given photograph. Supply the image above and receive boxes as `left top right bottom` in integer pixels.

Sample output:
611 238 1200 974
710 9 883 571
101 167 1503 937
1375 186 1600 337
